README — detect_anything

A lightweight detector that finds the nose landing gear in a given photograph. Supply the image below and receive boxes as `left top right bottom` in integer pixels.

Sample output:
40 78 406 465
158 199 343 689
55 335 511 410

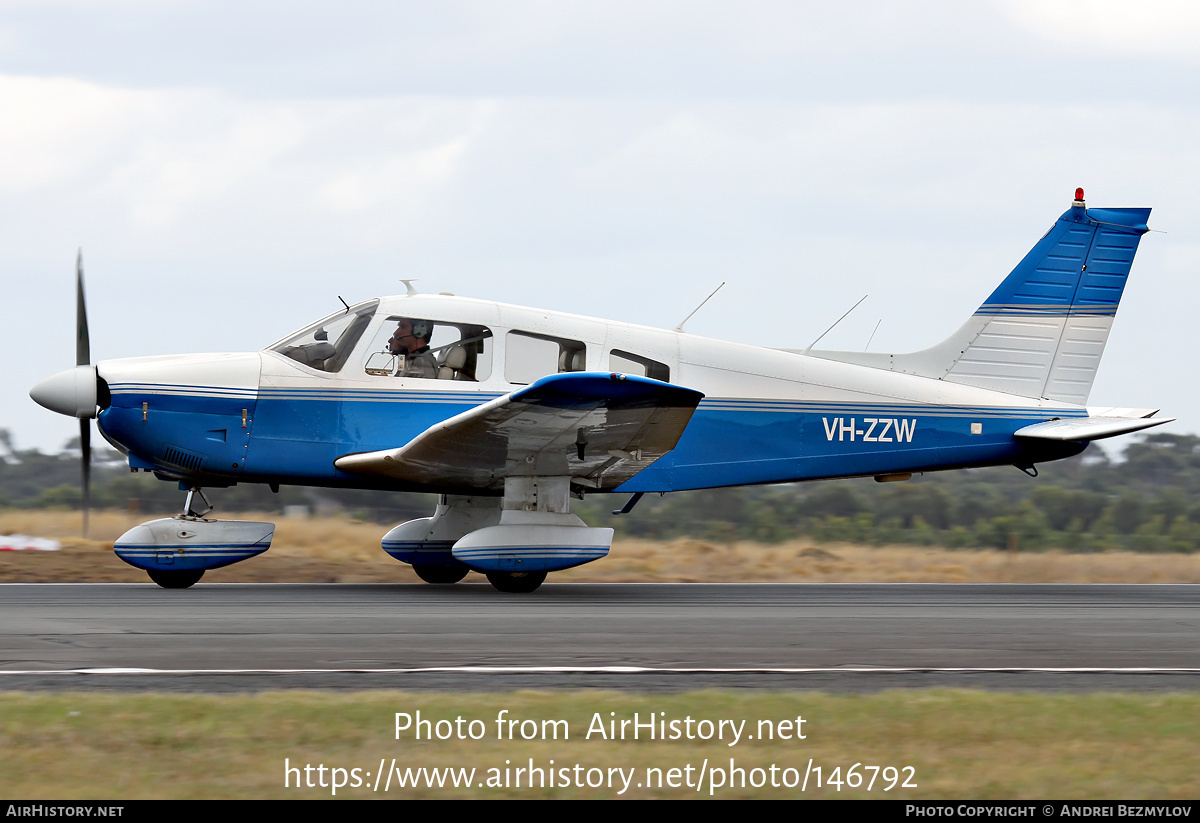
113 486 275 589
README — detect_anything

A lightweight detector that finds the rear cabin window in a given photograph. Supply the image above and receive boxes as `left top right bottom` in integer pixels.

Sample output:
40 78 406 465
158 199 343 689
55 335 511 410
362 318 493 381
609 350 670 382
505 331 586 385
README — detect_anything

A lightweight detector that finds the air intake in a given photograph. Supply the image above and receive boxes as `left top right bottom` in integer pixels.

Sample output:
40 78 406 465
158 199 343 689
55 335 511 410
162 445 204 473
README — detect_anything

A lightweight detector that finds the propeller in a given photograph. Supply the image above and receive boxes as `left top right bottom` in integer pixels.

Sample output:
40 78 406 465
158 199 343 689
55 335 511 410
29 251 99 537
76 251 91 537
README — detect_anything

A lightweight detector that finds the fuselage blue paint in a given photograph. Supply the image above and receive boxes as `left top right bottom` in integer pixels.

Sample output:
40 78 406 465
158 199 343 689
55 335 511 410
98 388 1085 493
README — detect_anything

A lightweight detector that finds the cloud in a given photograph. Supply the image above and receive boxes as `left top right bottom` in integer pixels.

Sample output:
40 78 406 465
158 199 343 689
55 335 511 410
0 75 494 254
1002 0 1200 62
4 3 1199 450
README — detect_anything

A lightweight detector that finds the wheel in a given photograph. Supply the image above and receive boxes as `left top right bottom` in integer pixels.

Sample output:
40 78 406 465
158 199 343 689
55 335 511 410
147 569 204 589
413 563 469 585
486 570 547 593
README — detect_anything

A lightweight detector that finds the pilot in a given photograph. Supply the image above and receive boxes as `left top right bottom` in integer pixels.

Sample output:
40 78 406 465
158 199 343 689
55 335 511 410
388 319 438 378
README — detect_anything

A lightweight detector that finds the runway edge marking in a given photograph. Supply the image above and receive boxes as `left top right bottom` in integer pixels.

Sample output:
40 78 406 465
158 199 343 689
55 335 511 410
3 666 1200 676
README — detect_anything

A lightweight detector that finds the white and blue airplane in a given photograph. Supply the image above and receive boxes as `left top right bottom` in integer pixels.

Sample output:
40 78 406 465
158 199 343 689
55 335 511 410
30 189 1171 592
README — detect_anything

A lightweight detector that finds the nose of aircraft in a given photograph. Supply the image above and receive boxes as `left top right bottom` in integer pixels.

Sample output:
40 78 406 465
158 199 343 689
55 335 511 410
30 365 99 419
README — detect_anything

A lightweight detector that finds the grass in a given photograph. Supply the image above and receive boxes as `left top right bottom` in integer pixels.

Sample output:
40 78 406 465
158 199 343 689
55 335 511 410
2 509 1200 584
0 690 1196 799
2 511 1197 799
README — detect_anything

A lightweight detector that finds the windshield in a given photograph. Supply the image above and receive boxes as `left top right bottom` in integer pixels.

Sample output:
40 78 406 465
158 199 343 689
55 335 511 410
269 299 379 372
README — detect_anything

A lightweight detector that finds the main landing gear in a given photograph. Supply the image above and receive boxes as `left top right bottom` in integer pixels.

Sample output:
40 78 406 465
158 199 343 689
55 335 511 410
382 479 614 593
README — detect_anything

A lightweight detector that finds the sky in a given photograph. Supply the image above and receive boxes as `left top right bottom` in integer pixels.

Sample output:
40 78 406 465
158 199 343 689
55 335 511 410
3 1 1199 453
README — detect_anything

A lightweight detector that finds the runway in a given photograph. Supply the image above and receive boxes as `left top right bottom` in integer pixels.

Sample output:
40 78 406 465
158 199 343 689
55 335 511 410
1 583 1197 691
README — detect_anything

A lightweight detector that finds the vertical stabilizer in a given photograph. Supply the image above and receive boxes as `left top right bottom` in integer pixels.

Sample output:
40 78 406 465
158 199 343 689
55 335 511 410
811 191 1151 404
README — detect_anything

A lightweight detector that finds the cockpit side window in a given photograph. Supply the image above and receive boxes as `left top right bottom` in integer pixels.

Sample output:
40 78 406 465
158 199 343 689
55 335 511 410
270 300 378 373
362 318 493 381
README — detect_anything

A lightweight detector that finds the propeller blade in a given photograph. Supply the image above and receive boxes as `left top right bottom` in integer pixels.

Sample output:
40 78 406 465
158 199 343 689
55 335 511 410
80 418 91 538
76 249 90 367
76 251 92 537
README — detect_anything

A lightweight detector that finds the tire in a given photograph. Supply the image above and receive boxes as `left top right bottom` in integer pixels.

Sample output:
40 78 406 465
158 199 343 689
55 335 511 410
147 569 205 589
486 570 547 593
413 563 469 585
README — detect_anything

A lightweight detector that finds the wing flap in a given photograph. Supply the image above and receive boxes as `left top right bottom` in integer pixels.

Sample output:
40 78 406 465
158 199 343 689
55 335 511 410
334 372 704 490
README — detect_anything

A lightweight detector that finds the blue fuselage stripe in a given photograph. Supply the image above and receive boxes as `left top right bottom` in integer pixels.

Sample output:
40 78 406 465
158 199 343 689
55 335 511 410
99 389 1088 492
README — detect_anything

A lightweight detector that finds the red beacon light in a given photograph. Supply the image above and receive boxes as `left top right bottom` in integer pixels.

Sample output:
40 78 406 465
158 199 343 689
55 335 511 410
1074 187 1085 203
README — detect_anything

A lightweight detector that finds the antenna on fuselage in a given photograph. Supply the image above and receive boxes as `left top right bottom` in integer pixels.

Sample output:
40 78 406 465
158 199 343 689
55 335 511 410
399 279 419 296
865 318 882 351
674 281 725 333
802 294 868 354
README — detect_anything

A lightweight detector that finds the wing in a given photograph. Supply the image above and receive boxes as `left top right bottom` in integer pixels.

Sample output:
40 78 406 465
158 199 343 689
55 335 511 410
334 372 704 491
1014 408 1174 442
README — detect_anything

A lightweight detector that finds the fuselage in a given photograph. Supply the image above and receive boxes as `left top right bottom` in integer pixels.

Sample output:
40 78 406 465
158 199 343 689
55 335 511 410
94 293 1087 494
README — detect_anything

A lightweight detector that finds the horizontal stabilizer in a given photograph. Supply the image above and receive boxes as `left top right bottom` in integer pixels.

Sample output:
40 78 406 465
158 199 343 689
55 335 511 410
1014 412 1173 442
334 372 704 491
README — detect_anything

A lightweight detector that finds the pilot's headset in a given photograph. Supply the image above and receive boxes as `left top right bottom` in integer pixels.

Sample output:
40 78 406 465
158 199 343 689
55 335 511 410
392 318 433 355
409 319 433 343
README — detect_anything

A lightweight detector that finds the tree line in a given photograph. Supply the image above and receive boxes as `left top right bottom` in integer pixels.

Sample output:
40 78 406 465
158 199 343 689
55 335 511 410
3 429 1199 551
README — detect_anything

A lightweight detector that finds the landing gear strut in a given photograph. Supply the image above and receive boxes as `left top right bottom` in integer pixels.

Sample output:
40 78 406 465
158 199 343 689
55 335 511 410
183 487 213 518
381 481 613 594
143 487 213 588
